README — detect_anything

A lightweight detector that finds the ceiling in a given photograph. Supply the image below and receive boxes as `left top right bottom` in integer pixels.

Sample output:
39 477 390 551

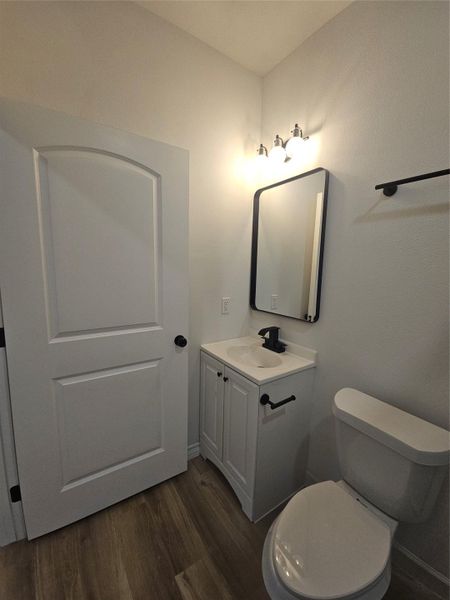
137 1 352 76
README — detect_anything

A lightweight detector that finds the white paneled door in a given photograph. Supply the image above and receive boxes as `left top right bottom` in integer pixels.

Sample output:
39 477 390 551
0 100 189 538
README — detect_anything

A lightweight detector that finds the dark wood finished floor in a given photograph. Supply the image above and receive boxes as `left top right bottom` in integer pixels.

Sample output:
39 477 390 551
0 458 444 600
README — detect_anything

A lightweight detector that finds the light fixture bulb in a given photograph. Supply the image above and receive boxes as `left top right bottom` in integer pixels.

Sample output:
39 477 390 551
286 137 303 158
286 124 305 158
255 143 268 166
268 134 286 164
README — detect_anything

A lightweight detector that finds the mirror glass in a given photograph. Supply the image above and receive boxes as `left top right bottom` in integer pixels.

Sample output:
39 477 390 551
250 168 328 322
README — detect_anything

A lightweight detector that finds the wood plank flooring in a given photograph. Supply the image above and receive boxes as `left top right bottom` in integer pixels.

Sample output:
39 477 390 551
0 458 444 600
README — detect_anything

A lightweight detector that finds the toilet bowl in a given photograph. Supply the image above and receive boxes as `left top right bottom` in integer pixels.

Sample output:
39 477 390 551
262 388 450 600
262 481 397 600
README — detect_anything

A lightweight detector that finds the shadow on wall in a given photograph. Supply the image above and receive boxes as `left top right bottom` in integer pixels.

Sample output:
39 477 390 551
396 473 449 580
307 412 341 480
356 181 449 224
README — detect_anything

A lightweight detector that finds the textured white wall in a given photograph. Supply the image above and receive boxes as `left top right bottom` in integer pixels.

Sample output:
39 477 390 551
252 0 449 579
0 0 261 447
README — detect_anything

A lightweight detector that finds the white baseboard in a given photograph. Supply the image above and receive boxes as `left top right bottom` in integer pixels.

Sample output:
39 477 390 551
392 542 449 599
393 542 449 587
187 442 200 460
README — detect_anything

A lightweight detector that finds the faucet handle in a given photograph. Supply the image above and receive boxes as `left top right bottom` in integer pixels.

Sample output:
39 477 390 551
258 326 280 338
258 326 286 353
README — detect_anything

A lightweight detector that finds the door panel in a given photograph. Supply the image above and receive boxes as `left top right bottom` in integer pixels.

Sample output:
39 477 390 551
0 99 189 538
222 367 258 495
36 148 160 337
200 353 224 460
54 361 162 487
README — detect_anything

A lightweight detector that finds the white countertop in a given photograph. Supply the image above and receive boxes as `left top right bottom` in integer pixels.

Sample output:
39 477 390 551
201 336 317 385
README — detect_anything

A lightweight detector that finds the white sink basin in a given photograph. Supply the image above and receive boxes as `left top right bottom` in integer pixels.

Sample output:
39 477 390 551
227 343 282 368
201 336 317 384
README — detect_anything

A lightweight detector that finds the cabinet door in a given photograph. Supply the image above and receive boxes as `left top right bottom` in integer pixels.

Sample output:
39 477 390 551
222 367 259 496
200 353 224 460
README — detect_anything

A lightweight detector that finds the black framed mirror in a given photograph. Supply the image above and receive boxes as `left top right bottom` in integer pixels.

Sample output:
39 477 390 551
250 168 328 322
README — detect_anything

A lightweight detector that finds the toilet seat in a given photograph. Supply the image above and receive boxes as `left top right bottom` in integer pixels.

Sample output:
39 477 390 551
270 481 392 600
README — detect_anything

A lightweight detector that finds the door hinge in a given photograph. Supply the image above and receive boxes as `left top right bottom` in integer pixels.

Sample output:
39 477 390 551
0 328 5 348
10 485 21 503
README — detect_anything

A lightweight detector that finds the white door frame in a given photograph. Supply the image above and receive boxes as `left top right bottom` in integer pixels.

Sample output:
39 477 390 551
0 297 25 545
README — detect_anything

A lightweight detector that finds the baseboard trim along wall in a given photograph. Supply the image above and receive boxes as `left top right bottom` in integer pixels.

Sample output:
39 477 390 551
187 443 200 461
392 543 450 600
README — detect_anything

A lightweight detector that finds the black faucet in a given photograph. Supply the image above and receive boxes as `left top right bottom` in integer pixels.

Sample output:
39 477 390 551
258 326 286 353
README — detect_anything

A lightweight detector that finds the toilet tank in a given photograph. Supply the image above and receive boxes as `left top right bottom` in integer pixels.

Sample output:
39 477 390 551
333 388 450 523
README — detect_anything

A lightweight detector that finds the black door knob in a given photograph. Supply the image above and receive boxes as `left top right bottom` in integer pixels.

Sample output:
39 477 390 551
174 335 187 348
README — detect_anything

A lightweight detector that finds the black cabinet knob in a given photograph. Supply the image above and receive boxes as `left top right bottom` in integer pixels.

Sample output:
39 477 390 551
174 335 188 348
223 376 229 382
217 371 222 377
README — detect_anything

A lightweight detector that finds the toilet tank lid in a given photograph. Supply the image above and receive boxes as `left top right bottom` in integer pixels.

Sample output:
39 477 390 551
333 388 450 466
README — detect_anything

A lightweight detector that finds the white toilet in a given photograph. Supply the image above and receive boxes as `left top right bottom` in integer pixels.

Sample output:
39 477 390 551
262 388 450 600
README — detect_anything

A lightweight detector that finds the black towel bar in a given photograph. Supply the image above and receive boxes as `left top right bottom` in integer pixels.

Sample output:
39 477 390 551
375 168 450 196
260 393 296 410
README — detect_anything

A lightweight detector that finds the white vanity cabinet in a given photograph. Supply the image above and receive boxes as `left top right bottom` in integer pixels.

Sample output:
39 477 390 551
200 340 316 521
201 357 259 502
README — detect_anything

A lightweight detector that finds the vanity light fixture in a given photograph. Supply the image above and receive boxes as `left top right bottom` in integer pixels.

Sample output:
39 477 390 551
258 123 309 164
268 134 287 164
286 123 309 158
256 143 268 164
